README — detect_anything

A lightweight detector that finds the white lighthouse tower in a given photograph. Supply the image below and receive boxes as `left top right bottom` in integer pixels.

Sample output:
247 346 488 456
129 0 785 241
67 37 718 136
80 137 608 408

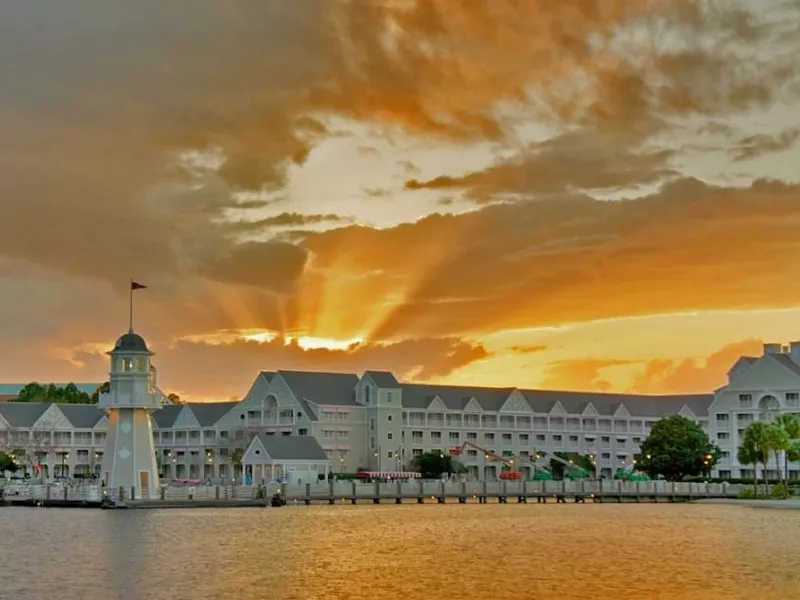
98 329 162 499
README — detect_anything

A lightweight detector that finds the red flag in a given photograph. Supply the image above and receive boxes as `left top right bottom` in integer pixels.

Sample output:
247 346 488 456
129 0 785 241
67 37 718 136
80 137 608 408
131 280 147 291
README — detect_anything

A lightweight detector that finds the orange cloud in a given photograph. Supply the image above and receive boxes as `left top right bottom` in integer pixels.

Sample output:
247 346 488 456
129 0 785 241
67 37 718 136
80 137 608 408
541 359 636 393
301 178 800 342
537 339 764 395
2 1 800 401
628 338 763 394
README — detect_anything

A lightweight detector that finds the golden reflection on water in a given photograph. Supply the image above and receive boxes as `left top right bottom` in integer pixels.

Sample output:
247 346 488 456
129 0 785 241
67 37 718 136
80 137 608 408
3 504 799 600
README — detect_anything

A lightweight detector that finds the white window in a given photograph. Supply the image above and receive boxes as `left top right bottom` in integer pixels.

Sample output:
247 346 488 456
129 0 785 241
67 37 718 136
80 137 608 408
387 433 393 440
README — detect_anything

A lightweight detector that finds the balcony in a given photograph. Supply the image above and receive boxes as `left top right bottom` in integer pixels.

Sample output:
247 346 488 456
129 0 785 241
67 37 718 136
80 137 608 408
98 391 162 409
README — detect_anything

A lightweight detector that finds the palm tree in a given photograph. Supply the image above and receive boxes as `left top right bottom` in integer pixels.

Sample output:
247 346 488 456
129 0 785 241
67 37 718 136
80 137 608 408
776 414 800 480
743 422 771 494
765 424 790 497
737 443 760 493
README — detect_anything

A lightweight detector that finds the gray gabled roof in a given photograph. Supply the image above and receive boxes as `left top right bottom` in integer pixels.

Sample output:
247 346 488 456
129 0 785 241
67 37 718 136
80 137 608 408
57 404 104 428
364 371 401 388
396 382 712 417
278 371 360 406
769 353 800 377
185 402 238 427
151 404 183 428
401 384 515 411
516 389 713 418
0 403 51 428
254 434 328 461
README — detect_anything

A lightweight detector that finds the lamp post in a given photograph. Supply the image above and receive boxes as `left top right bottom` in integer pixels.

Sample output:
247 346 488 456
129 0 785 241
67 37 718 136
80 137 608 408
61 452 68 479
374 445 382 474
206 450 214 482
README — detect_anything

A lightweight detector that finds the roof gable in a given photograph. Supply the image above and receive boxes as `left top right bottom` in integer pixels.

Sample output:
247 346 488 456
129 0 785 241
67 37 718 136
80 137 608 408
463 397 482 413
721 353 800 392
248 434 329 461
172 405 201 429
33 404 73 430
243 435 268 462
678 404 697 419
499 390 533 413
94 415 109 431
548 401 567 416
613 403 631 418
581 403 599 417
426 396 448 411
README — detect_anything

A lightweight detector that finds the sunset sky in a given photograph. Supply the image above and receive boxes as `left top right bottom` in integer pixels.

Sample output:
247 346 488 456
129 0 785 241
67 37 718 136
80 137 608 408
3 1 800 401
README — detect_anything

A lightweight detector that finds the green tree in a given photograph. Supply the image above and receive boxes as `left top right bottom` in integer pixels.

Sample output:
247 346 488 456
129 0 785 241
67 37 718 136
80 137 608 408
0 452 17 473
90 381 110 403
167 393 183 404
635 415 720 481
409 451 456 479
13 382 94 404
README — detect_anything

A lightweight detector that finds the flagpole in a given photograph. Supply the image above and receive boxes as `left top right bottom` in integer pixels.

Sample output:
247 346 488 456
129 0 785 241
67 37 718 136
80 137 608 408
129 278 134 333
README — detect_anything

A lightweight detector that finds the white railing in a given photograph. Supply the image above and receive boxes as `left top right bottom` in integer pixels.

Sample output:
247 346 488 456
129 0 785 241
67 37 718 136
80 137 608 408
3 480 749 503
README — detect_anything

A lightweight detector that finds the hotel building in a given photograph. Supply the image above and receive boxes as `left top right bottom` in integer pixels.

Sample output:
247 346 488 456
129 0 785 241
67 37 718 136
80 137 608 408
2 341 800 482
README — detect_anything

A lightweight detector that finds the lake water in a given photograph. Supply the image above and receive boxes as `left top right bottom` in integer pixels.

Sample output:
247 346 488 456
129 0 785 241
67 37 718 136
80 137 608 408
2 503 798 600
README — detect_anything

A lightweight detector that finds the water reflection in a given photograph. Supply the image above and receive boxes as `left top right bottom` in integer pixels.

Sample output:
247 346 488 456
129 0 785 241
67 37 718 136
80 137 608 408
2 504 799 600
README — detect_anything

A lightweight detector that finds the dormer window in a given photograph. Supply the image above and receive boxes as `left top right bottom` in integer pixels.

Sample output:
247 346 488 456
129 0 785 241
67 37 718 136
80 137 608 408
364 386 371 405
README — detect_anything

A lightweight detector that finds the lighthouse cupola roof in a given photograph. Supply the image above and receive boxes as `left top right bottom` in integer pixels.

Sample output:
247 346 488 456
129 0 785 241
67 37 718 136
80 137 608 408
111 330 151 354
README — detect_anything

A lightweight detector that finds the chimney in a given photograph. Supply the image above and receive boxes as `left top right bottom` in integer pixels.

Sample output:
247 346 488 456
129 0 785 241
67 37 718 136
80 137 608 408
763 343 782 355
790 342 800 363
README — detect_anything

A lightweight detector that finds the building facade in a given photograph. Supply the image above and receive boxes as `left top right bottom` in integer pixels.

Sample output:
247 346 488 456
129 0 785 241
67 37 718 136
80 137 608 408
707 342 800 481
7 343 800 483
1 368 721 482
